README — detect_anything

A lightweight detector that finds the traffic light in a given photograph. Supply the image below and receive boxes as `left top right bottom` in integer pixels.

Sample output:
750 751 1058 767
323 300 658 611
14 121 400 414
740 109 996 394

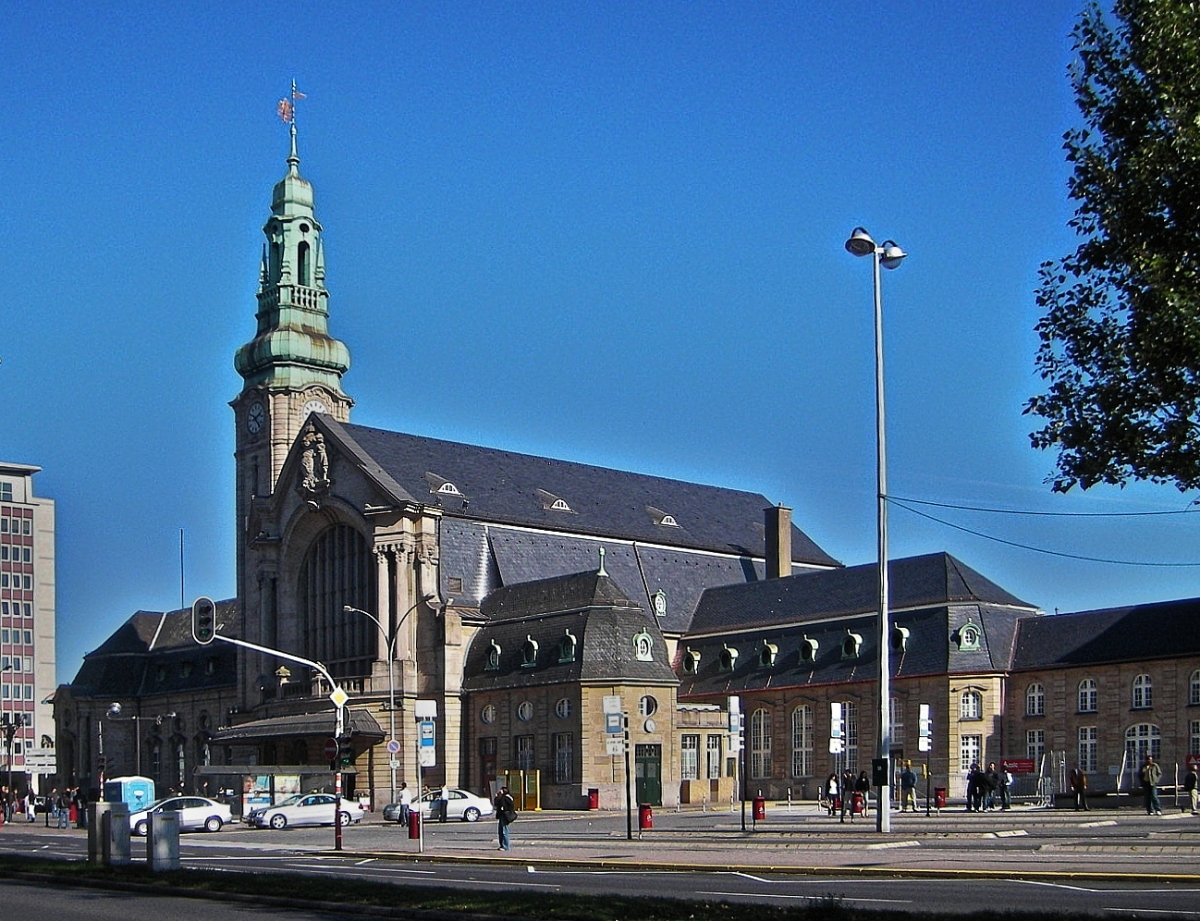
337 735 354 767
192 596 217 645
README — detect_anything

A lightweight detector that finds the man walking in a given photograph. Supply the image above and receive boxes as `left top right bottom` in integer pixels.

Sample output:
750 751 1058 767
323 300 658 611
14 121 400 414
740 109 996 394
1069 765 1090 811
1184 763 1198 814
1140 754 1163 815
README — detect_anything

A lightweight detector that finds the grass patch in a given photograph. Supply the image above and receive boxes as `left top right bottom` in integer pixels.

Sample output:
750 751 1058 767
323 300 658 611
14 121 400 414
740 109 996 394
0 853 1090 921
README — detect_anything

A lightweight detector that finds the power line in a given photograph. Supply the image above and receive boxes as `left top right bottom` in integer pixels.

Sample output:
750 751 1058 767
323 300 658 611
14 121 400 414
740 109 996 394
889 494 1200 518
889 498 1200 567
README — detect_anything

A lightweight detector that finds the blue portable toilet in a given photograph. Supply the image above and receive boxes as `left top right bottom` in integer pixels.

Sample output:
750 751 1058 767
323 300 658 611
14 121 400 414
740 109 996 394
103 776 155 811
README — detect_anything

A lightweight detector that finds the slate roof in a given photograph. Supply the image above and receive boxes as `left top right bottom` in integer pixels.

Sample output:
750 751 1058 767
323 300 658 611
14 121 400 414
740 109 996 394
67 601 239 699
1011 597 1200 670
686 552 1034 635
462 570 678 692
323 418 839 567
210 708 384 744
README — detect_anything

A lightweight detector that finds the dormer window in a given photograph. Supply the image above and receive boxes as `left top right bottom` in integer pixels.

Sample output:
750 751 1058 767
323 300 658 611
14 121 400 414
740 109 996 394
651 590 668 618
719 644 739 672
954 622 981 651
891 626 910 652
536 489 575 513
558 630 577 663
647 506 680 528
521 636 539 668
759 642 778 668
682 647 701 675
841 631 863 660
425 472 464 498
799 635 819 663
485 641 502 671
633 630 654 662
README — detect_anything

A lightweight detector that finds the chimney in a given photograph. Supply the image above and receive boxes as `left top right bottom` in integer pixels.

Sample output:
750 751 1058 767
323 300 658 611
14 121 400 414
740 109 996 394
765 505 792 579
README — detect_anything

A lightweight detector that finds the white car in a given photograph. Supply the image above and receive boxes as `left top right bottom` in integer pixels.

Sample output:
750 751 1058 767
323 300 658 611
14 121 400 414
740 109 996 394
416 788 494 823
247 792 365 829
129 795 232 837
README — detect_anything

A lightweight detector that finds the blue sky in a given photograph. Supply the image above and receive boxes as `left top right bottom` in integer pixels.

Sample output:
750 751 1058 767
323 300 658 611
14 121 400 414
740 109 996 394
6 2 1199 686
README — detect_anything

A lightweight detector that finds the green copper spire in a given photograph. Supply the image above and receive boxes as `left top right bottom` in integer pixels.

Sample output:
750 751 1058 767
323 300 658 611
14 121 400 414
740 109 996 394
235 121 350 391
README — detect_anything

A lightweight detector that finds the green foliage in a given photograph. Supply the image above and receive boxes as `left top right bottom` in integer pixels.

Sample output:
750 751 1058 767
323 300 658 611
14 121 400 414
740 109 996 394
1027 0 1200 492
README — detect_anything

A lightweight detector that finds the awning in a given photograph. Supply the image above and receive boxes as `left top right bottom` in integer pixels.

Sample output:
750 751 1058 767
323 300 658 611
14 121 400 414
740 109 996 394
209 708 384 745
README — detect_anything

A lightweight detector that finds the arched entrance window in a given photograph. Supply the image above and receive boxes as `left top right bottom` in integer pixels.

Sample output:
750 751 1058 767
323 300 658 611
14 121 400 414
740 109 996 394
299 524 376 680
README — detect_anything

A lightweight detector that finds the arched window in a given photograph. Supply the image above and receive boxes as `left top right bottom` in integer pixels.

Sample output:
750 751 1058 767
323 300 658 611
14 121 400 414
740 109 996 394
759 642 778 667
1133 674 1153 710
799 636 818 663
1125 723 1161 763
1026 683 1045 717
1191 670 1200 707
299 524 376 680
485 641 502 671
791 705 813 778
1078 678 1098 713
750 708 772 780
960 690 982 721
521 636 539 667
297 240 311 285
719 644 739 672
682 648 701 675
558 631 577 664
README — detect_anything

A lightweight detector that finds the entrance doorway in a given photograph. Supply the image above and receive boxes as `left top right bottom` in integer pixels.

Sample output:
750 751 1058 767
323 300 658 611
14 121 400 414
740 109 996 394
635 744 662 806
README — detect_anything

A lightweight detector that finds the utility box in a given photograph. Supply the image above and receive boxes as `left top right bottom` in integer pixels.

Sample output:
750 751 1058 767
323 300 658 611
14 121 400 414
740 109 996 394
147 811 180 871
103 802 131 866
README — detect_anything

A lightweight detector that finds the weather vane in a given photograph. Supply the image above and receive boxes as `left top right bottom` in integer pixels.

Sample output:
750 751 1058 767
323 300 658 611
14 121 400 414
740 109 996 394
276 79 306 125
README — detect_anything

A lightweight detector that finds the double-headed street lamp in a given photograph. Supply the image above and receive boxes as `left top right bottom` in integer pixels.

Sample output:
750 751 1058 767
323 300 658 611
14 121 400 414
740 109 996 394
344 593 450 804
106 703 176 779
845 226 906 835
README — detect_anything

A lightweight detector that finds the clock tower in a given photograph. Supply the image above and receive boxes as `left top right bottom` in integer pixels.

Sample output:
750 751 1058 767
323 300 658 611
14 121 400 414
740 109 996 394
233 118 352 592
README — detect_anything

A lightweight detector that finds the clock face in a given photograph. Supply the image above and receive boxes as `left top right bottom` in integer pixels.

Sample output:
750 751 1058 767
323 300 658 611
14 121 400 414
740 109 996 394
246 401 265 434
302 398 328 417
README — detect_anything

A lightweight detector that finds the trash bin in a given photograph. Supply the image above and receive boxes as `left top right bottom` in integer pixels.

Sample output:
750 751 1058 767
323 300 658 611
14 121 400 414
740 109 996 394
587 788 599 810
934 786 947 809
408 809 421 840
638 803 653 830
752 795 766 821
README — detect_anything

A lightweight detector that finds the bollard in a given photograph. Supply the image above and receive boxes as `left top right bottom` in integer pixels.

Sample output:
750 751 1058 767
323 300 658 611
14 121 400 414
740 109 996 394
147 811 180 871
87 802 112 864
408 808 421 840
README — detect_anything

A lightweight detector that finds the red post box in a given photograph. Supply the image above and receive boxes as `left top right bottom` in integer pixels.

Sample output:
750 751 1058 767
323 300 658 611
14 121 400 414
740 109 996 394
638 803 653 830
934 786 947 809
752 795 766 821
408 809 421 839
587 788 599 810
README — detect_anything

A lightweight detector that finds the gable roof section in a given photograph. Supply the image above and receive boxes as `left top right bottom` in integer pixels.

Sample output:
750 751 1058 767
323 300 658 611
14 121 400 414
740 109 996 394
1012 597 1200 669
322 418 839 566
687 552 1035 635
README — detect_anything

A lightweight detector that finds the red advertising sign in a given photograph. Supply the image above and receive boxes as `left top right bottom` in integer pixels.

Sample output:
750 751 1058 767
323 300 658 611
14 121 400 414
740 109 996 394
1001 758 1035 774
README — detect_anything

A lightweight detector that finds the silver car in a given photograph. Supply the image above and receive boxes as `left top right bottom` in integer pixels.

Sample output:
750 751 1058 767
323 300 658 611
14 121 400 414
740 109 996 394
129 795 232 837
247 792 364 829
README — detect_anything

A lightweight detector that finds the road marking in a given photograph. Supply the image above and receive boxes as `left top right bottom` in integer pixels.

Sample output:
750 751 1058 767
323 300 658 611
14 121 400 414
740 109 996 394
698 891 910 905
730 872 772 883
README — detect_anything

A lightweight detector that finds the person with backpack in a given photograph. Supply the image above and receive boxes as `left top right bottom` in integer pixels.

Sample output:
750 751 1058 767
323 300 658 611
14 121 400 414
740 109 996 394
494 785 516 851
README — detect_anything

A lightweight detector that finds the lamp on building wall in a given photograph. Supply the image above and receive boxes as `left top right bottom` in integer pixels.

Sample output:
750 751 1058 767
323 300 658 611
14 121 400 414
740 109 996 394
344 593 452 804
845 226 906 835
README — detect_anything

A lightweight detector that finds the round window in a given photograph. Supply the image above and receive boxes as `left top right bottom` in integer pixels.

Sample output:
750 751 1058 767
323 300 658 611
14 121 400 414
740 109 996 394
481 704 497 724
555 698 571 719
638 695 658 717
517 701 534 722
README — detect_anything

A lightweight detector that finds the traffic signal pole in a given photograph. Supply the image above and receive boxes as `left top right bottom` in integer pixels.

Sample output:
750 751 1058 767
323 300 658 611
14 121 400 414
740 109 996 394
190 603 347 850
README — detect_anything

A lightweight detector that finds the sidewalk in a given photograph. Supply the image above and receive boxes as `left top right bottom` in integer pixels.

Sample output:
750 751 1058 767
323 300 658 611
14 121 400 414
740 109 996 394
350 802 1200 882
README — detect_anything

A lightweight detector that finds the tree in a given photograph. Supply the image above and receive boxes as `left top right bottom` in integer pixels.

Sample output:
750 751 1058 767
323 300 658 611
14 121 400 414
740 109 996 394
1027 0 1200 492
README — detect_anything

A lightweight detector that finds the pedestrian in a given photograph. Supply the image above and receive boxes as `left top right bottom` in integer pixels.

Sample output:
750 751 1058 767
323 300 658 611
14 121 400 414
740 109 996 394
899 761 917 812
999 766 1013 810
984 763 1001 811
1183 764 1198 815
854 770 871 818
25 793 35 822
398 781 412 826
437 784 450 823
839 770 854 823
1069 765 1090 811
966 763 983 812
1140 754 1163 815
494 785 516 851
824 773 839 816
56 789 69 829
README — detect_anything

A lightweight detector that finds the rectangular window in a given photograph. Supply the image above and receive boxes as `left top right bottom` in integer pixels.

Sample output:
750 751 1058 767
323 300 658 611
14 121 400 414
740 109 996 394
960 734 981 771
1078 726 1097 773
890 698 905 746
0 484 12 501
1 630 8 644
1191 720 1200 758
844 702 859 772
515 735 534 771
705 734 722 779
552 733 574 784
1027 729 1045 765
681 734 700 781
23 685 30 700
750 709 772 780
22 632 29 645
791 706 814 778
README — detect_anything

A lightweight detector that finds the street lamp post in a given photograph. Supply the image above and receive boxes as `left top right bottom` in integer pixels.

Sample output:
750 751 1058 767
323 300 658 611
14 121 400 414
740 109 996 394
344 593 447 805
845 226 906 834
106 703 176 779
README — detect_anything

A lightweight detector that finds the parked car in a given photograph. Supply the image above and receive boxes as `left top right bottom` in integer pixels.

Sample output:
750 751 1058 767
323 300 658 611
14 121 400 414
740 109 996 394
129 796 232 837
246 792 364 830
384 788 493 823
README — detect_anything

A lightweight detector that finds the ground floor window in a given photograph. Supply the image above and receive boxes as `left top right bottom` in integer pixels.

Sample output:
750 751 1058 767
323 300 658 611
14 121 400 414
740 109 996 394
1078 726 1097 773
1191 720 1200 758
552 733 574 784
515 734 535 770
681 734 700 781
1124 723 1161 765
843 702 859 772
960 734 982 772
1027 729 1045 766
750 708 772 780
791 705 813 777
705 734 722 779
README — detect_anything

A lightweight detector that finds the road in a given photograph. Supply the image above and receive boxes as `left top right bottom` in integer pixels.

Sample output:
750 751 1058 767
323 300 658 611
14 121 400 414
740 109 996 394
2 803 1199 917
